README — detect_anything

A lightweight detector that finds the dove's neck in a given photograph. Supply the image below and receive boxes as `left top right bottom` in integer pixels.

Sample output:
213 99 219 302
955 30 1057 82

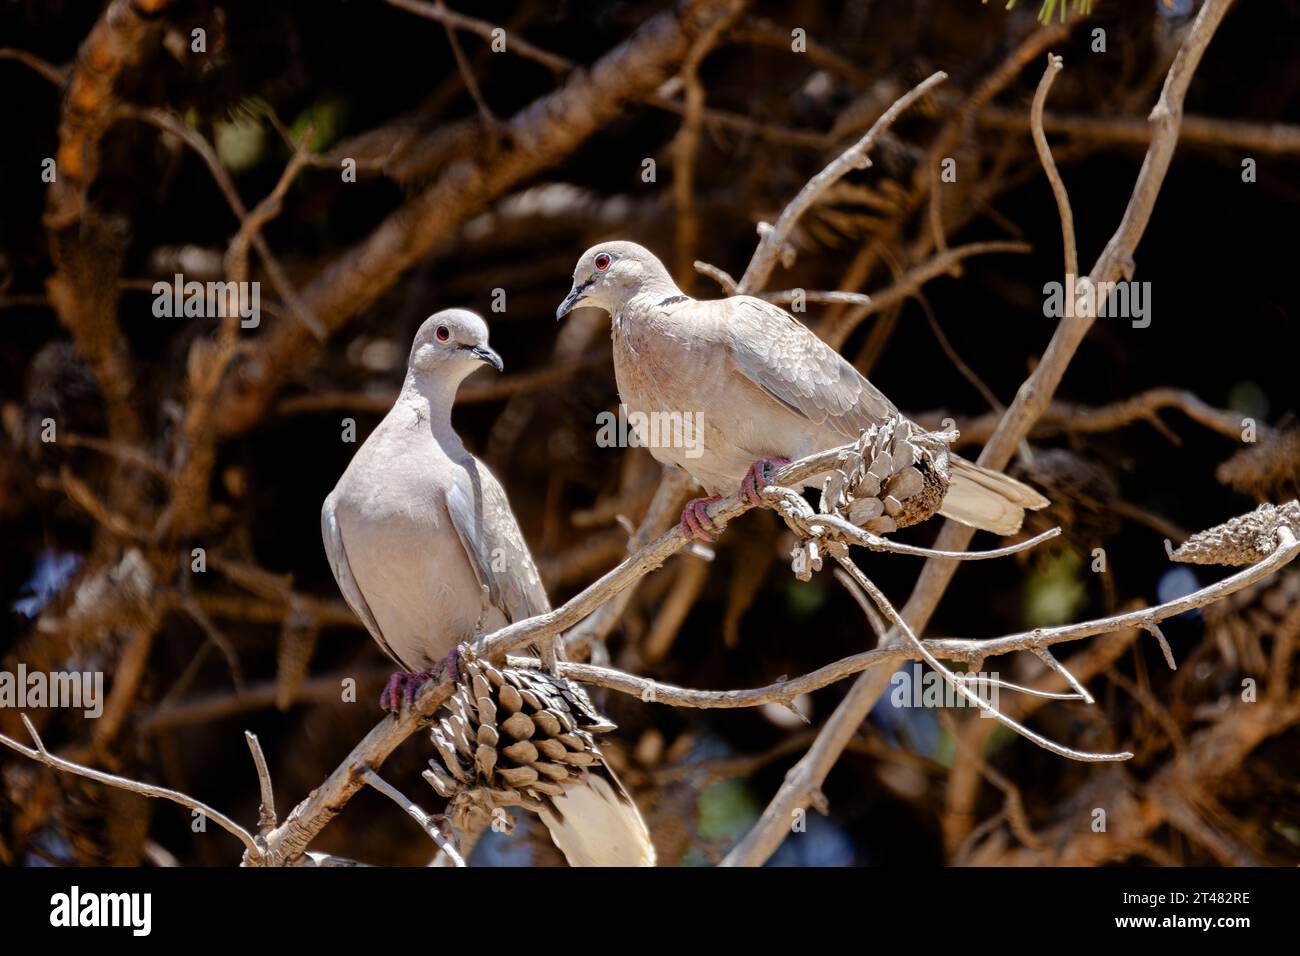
399 368 470 443
618 274 688 325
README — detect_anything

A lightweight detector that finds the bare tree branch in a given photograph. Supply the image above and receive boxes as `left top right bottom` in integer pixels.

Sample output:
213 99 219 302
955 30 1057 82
221 0 746 435
362 768 465 866
723 0 1238 867
245 732 277 831
0 715 259 855
1030 53 1078 281
736 70 948 295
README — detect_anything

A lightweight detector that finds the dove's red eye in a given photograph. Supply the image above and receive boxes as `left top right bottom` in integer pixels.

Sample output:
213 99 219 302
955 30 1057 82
594 253 611 271
435 325 450 342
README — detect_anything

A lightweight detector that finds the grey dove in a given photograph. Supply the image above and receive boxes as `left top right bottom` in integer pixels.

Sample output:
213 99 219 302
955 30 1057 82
322 309 655 866
557 241 1048 540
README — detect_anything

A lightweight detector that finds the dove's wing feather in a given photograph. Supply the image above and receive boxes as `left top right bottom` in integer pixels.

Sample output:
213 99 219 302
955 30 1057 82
445 459 551 624
321 491 409 670
722 296 897 439
540 767 656 867
938 455 1051 535
713 296 1050 535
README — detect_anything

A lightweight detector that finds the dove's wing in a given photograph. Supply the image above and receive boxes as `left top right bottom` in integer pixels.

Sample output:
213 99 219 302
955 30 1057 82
722 295 898 439
321 490 409 669
444 458 551 625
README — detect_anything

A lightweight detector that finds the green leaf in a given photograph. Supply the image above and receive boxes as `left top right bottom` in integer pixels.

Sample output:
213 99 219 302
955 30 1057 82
697 778 761 841
214 116 266 174
989 0 1094 24
289 96 349 152
785 576 828 616
982 723 1018 758
1272 820 1300 846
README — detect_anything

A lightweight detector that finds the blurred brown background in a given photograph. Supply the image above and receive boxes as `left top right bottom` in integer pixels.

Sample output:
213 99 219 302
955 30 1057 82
0 0 1297 866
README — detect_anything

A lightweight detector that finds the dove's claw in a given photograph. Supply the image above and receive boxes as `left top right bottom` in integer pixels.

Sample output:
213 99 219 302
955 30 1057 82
381 669 432 713
680 496 723 542
380 649 461 713
740 457 791 505
401 667 437 707
434 647 462 685
380 671 412 713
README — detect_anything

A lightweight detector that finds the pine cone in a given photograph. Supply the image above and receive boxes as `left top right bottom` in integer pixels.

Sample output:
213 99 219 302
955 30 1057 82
1170 501 1300 566
819 418 951 534
424 652 618 831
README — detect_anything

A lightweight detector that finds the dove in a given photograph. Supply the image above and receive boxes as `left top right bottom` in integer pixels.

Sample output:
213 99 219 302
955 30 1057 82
557 241 1049 541
322 309 655 866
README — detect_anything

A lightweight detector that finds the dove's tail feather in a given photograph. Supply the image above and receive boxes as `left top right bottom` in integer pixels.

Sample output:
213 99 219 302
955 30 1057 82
939 455 1051 535
538 766 656 867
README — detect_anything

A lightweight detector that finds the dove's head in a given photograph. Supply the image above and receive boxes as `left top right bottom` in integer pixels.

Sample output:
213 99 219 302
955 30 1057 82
556 241 679 319
408 309 503 380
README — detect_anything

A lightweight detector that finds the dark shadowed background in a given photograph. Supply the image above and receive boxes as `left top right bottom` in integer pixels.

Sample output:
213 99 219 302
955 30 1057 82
0 0 1297 866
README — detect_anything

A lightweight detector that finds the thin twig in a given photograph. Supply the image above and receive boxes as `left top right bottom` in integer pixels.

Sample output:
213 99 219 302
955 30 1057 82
0 715 258 855
834 554 1132 762
113 106 325 340
62 432 167 477
361 768 465 866
180 594 245 689
1142 618 1177 671
671 4 742 288
514 650 1082 711
824 240 1031 349
939 387 1267 447
833 566 888 641
1032 646 1095 705
47 468 149 540
928 528 1298 662
435 0 498 126
760 290 872 307
693 260 739 294
1030 53 1078 280
226 129 316 287
245 731 278 831
385 0 572 73
981 106 1300 157
736 70 948 295
0 48 67 85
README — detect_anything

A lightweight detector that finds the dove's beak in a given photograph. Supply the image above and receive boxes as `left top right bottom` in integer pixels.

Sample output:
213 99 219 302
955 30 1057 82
465 344 504 372
556 279 591 320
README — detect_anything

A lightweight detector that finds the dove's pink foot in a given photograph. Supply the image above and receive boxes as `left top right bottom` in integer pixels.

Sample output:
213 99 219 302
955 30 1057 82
680 495 724 543
380 648 461 713
740 457 791 505
381 669 433 713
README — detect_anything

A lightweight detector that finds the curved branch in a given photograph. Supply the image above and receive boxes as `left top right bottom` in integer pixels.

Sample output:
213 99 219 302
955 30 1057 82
0 715 259 856
0 48 67 85
823 241 1031 349
1030 53 1078 280
723 0 1239 868
736 70 947 295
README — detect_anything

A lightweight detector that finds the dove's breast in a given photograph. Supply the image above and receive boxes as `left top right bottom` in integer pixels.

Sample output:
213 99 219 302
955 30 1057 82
330 410 489 669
